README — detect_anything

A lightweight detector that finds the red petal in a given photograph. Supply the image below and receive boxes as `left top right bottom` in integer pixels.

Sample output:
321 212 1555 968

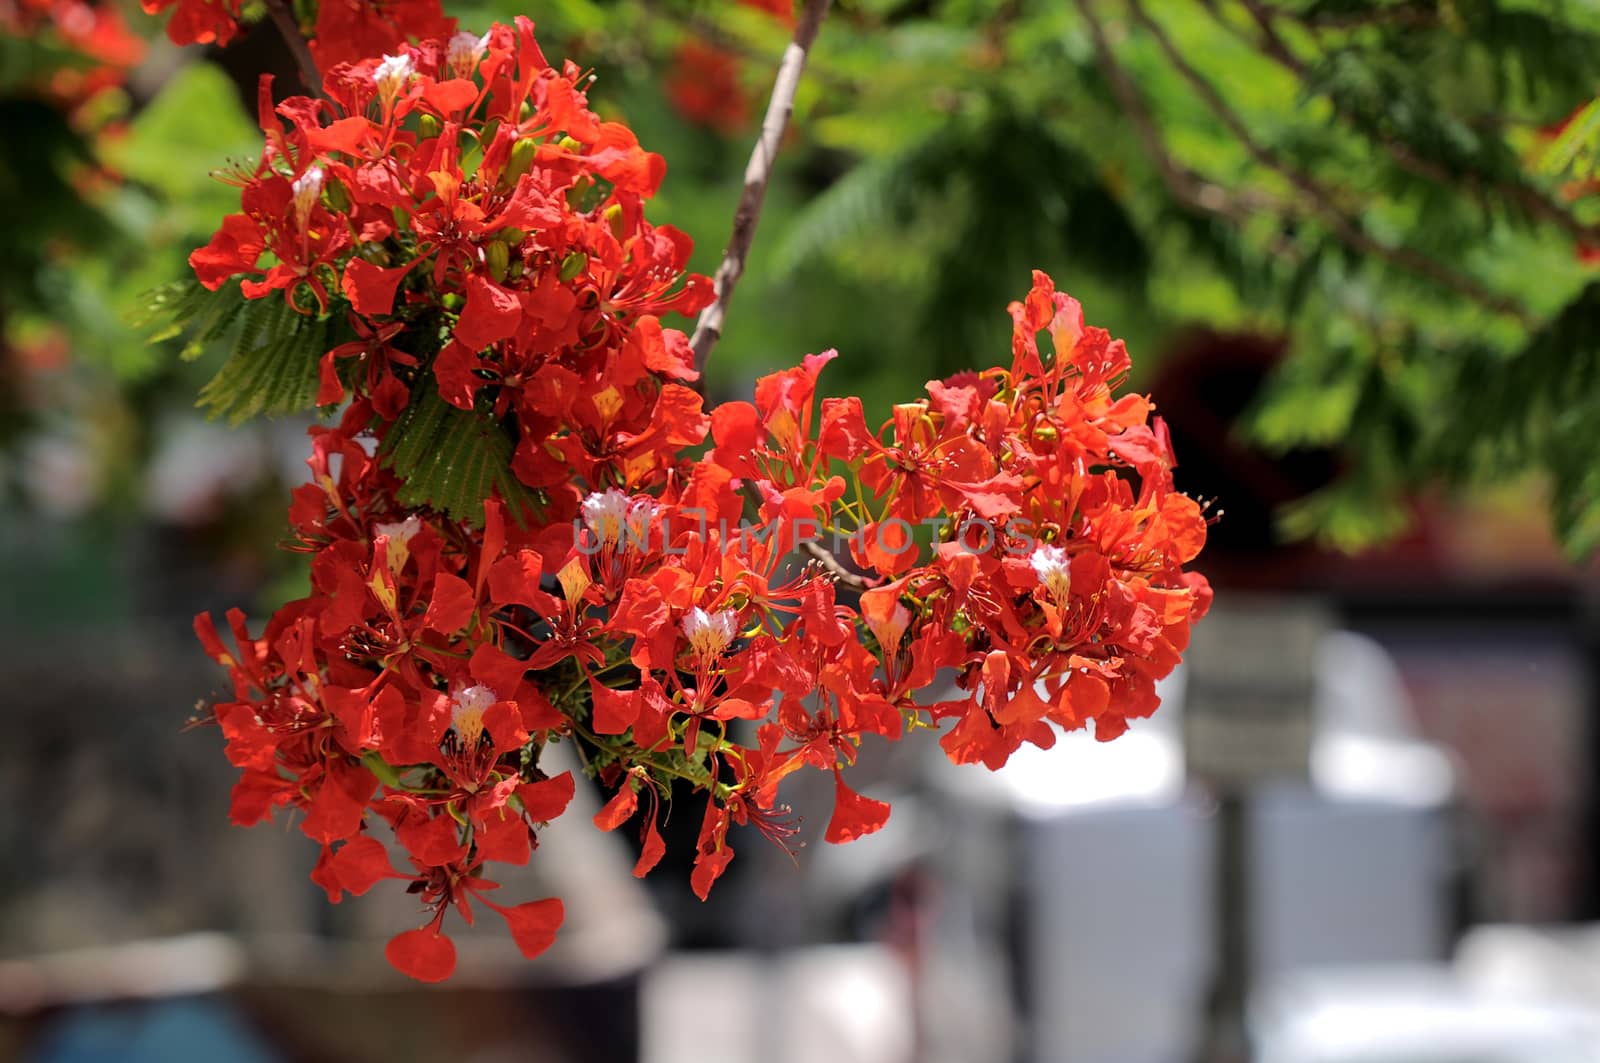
496 898 564 960
690 842 735 901
593 784 638 832
483 700 528 754
517 772 576 822
633 816 666 878
316 349 345 407
386 928 457 983
189 214 263 290
818 396 871 461
824 774 891 844
475 807 532 865
307 116 372 154
423 78 479 114
590 683 638 735
396 810 467 866
327 835 400 896
469 642 528 701
432 339 482 410
486 549 546 611
423 571 476 633
455 274 523 350
342 258 411 316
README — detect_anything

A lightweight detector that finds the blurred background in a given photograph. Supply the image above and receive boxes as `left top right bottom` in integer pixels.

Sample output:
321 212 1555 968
6 1 1600 1060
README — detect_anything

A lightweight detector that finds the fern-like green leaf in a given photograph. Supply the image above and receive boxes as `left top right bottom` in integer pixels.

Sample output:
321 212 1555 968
379 383 542 525
197 296 331 424
1538 97 1600 179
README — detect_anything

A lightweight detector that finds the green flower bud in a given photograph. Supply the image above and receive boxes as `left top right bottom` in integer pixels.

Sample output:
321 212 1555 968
324 178 351 213
558 135 582 153
418 114 442 140
497 227 527 245
486 240 510 283
499 137 537 191
559 251 587 282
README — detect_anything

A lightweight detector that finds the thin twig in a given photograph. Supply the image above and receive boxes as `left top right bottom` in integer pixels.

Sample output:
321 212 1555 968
690 0 832 377
1071 0 1255 224
1073 0 1295 272
263 0 322 96
800 538 879 592
1125 0 1528 322
738 482 878 591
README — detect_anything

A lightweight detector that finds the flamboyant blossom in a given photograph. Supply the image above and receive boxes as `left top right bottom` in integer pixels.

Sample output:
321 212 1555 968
189 20 1210 982
141 0 452 67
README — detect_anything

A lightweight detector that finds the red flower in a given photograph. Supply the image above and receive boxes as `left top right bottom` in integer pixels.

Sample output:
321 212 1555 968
666 42 750 134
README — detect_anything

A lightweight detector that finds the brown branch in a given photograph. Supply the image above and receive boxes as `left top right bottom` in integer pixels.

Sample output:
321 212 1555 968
1072 0 1249 223
689 0 832 378
800 538 879 592
263 0 322 96
737 483 879 592
1124 0 1528 322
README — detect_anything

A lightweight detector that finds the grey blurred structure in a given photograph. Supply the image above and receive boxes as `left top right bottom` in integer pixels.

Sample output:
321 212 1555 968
916 626 1461 1063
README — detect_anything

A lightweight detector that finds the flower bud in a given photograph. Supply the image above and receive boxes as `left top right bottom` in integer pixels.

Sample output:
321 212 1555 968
486 240 510 283
324 177 350 213
559 251 587 282
499 137 537 191
446 30 489 80
373 52 415 102
558 135 582 153
1030 545 1072 603
291 166 325 229
418 114 442 140
565 175 594 209
604 202 624 238
497 227 527 245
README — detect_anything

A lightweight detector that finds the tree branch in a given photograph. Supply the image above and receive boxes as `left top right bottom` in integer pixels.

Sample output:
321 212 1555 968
799 538 879 592
1072 0 1254 224
263 0 322 96
1073 0 1295 265
1124 0 1528 322
690 0 832 378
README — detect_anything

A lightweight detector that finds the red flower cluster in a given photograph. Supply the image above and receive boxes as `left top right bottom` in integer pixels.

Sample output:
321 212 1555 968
190 21 1210 982
142 0 451 68
667 41 750 134
2 0 145 105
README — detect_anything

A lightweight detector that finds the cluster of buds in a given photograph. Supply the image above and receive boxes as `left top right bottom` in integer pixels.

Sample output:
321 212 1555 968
190 20 1210 982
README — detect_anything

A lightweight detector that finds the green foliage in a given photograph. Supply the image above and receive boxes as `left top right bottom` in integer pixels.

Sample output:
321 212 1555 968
142 280 341 424
379 383 543 525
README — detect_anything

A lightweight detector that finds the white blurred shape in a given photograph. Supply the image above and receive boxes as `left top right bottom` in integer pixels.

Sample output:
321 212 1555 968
642 946 913 1063
1254 967 1600 1063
